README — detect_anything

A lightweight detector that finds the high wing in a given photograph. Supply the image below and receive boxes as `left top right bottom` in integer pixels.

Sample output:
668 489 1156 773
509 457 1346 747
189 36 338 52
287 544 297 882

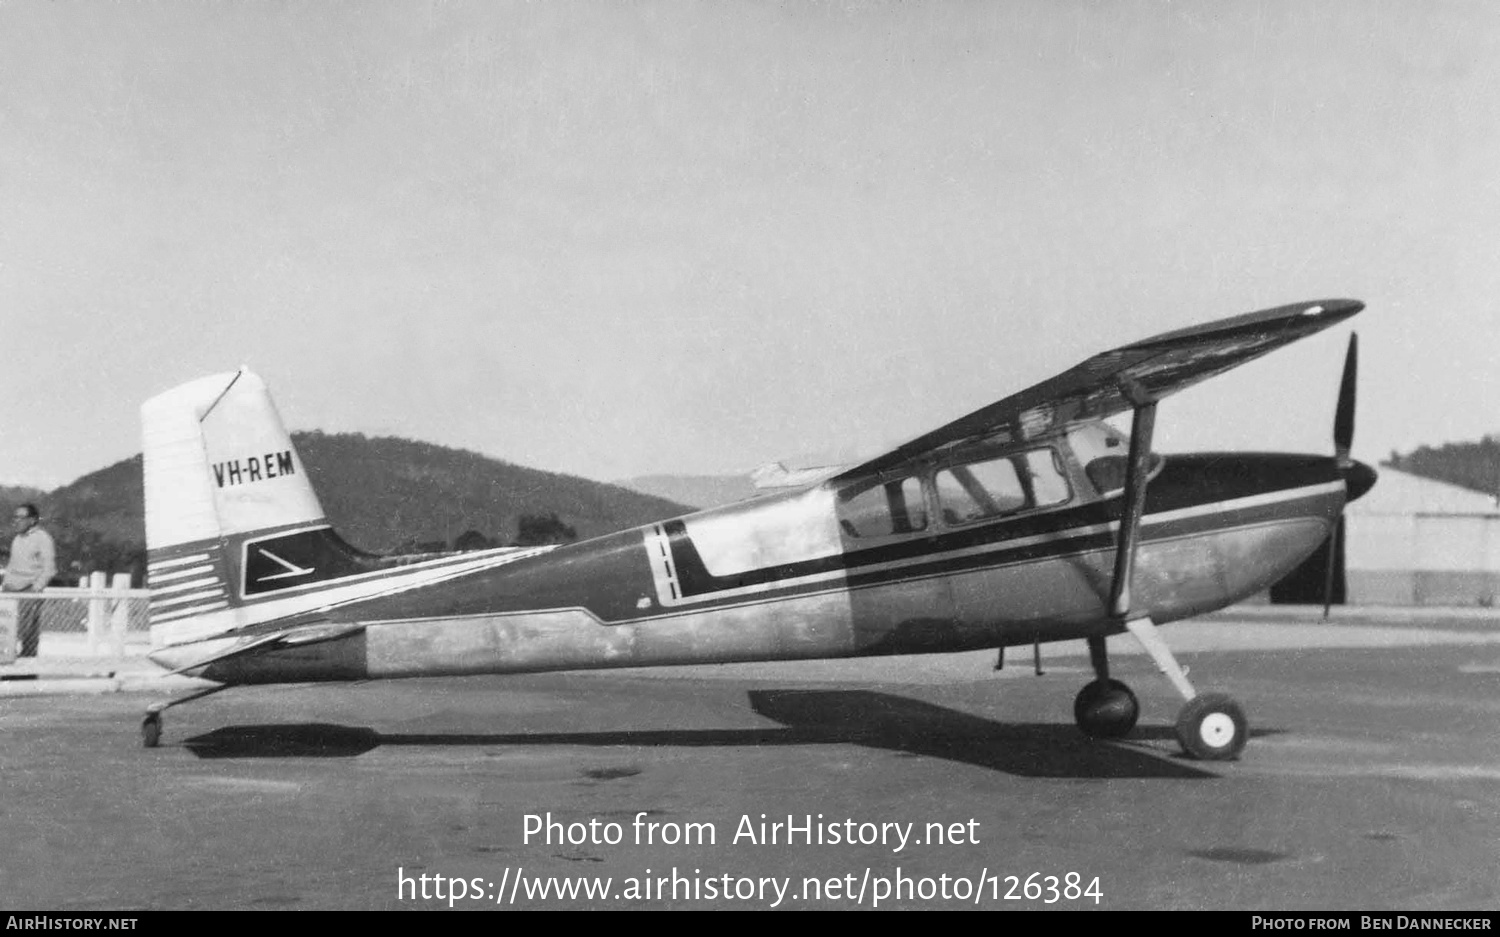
834 298 1363 482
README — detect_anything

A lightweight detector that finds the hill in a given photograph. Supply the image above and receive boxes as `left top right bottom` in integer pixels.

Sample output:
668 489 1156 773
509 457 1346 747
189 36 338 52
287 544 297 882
614 473 758 509
1385 436 1500 499
291 432 689 549
1 432 690 583
0 484 45 504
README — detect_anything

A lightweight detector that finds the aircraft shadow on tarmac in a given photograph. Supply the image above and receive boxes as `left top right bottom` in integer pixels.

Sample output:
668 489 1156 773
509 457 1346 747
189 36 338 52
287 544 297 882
177 689 1263 779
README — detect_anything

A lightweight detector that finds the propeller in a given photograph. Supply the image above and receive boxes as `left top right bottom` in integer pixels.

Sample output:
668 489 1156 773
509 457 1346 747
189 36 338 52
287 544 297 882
1333 333 1358 467
1323 332 1360 619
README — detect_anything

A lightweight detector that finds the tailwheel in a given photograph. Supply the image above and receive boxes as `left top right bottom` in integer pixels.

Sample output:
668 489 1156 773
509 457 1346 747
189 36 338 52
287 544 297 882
138 684 226 749
1174 693 1247 761
142 712 162 749
1073 678 1139 739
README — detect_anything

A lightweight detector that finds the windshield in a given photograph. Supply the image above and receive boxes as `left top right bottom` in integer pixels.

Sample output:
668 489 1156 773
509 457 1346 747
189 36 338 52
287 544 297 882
1065 423 1160 496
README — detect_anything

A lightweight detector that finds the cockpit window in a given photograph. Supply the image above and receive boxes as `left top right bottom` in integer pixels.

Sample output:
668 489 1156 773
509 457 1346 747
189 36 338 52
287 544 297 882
1024 448 1071 507
837 476 927 538
1066 423 1161 496
936 447 1071 525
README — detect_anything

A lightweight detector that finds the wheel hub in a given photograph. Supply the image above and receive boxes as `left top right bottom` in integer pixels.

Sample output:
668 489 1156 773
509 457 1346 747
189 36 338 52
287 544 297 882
1197 712 1236 747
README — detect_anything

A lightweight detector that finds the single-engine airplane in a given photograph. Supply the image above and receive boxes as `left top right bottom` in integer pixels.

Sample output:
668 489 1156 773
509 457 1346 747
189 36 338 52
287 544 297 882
139 299 1375 760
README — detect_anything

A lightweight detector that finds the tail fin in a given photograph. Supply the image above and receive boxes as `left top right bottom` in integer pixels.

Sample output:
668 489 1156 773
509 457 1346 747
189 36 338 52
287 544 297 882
142 369 328 646
143 369 549 654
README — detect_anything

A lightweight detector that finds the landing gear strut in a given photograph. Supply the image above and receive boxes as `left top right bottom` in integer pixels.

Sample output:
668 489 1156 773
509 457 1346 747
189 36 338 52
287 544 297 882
140 684 228 748
1124 616 1246 760
1070 619 1247 760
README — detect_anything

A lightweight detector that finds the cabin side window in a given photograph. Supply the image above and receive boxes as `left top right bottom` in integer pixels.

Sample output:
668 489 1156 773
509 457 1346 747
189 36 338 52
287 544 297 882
936 447 1072 525
837 476 928 538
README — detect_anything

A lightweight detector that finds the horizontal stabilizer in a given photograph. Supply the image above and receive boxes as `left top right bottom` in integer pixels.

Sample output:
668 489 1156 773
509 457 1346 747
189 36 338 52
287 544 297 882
155 622 366 677
750 461 849 491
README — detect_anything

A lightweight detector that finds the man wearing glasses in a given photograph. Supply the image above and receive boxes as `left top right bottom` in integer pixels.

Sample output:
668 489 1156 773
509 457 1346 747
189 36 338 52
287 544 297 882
4 504 56 658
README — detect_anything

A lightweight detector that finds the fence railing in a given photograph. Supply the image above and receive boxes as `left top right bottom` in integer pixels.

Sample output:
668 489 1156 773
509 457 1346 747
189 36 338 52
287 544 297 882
0 572 151 661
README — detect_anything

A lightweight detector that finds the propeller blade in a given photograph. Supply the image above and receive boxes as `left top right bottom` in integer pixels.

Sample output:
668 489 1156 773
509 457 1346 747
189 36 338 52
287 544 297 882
1324 332 1359 618
1333 332 1358 464
1321 515 1341 620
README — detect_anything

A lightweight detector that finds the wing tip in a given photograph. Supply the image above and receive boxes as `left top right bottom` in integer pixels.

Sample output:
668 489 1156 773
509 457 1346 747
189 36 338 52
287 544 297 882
1299 298 1364 318
1133 297 1364 349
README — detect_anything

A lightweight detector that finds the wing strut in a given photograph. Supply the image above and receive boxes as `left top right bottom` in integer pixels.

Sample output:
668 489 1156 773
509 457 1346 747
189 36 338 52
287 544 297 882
1106 392 1157 619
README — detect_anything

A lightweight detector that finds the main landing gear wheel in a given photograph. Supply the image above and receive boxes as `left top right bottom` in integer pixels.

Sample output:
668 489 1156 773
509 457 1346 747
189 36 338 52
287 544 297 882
1073 678 1139 739
141 712 162 749
1174 693 1247 761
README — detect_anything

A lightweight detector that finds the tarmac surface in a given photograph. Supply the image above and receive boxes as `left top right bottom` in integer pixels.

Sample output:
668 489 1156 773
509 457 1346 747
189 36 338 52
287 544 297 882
2 607 1499 911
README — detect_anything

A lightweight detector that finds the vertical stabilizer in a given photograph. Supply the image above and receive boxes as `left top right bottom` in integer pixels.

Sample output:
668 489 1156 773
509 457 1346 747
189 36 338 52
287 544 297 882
142 369 326 645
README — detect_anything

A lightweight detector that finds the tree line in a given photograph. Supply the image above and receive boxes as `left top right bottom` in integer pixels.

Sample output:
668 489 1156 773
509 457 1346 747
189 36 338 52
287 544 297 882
1384 435 1500 500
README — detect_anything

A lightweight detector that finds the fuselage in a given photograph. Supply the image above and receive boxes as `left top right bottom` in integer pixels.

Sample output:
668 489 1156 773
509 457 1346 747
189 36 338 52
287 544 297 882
150 423 1372 685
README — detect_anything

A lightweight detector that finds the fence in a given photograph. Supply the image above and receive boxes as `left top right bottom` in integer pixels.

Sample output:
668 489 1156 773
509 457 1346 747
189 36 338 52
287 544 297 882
0 572 151 662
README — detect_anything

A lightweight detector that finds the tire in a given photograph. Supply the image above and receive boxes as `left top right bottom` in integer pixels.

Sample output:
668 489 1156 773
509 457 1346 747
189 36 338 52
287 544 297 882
141 714 161 749
1174 693 1247 760
1073 678 1140 739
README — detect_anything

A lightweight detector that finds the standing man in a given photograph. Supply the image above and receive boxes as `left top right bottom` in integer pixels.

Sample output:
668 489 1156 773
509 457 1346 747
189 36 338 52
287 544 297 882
4 504 56 658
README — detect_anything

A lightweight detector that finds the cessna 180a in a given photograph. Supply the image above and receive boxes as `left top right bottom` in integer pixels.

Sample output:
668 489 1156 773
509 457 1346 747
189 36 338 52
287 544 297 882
139 299 1375 759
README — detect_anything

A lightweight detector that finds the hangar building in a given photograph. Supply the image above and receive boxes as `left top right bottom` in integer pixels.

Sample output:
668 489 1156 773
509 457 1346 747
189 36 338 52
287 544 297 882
1341 467 1500 606
1268 467 1500 607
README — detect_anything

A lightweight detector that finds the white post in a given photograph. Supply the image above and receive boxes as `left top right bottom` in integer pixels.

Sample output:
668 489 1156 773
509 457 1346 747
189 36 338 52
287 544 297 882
109 573 131 656
0 599 16 665
87 571 108 656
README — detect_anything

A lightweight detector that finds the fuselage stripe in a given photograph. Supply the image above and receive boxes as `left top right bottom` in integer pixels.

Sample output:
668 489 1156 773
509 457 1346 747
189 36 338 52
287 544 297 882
147 553 212 572
151 601 230 624
234 543 539 605
149 564 216 584
150 588 227 609
149 576 223 596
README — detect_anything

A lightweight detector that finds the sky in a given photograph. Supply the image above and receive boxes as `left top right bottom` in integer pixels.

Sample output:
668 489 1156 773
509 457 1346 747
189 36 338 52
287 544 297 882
1 1 1497 488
